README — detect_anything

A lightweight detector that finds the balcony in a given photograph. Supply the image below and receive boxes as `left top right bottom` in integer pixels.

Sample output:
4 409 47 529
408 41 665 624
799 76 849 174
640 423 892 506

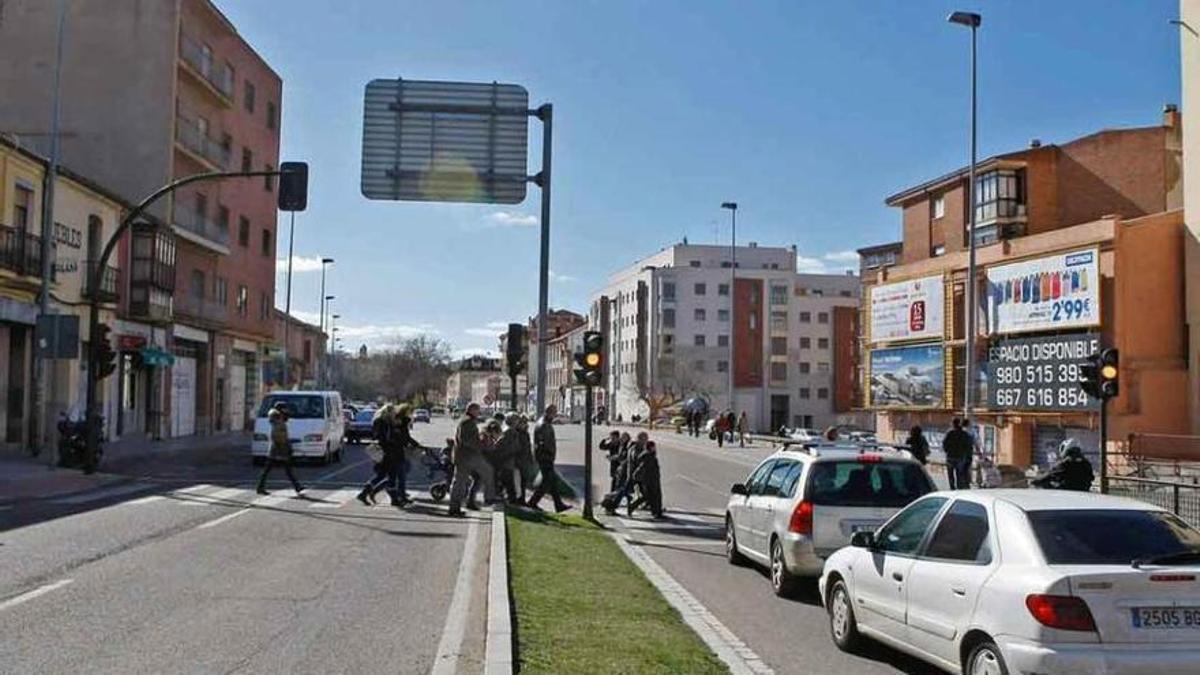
178 32 234 105
174 113 230 171
172 203 230 254
174 292 227 326
82 260 120 303
0 223 47 281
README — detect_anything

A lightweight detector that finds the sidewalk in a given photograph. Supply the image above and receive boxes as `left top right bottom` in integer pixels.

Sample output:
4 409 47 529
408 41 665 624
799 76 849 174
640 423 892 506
104 430 250 465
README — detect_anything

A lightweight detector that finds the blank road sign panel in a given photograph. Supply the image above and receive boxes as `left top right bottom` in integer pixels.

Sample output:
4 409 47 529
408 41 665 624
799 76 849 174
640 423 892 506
361 79 530 204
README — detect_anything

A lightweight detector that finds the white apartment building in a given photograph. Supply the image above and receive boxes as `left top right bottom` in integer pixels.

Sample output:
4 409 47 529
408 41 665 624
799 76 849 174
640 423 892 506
590 242 865 432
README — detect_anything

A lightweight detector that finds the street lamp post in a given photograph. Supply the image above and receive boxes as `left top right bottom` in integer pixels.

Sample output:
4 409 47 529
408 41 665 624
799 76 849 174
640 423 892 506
323 294 335 387
948 10 981 428
318 258 334 386
720 202 737 416
330 316 340 389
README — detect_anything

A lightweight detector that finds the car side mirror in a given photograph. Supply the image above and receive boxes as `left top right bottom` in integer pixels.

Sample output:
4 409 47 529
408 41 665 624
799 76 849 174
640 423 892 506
850 531 875 549
730 482 748 496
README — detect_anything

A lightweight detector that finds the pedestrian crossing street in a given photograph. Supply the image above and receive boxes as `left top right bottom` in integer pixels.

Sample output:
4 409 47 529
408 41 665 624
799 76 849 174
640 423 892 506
49 481 400 511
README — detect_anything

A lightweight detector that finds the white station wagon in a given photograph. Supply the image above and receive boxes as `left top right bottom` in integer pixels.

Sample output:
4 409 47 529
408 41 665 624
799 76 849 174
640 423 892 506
820 489 1200 675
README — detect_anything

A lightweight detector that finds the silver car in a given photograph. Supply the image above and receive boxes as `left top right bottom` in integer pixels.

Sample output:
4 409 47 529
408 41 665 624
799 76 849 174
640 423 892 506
724 444 936 597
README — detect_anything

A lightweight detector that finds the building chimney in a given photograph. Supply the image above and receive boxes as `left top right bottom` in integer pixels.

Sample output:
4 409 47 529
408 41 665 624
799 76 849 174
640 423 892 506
1164 103 1181 129
1029 139 1042 148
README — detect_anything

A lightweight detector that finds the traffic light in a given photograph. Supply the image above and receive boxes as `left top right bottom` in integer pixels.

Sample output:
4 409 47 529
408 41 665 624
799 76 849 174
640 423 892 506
277 161 309 212
506 323 527 377
574 330 603 387
94 324 117 380
1079 348 1119 401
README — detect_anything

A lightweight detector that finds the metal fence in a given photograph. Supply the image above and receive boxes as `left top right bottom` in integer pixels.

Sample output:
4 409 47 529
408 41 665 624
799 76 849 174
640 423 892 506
1106 475 1200 527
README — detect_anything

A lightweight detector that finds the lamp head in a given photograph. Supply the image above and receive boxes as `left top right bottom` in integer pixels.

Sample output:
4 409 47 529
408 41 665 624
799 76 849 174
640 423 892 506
948 11 981 27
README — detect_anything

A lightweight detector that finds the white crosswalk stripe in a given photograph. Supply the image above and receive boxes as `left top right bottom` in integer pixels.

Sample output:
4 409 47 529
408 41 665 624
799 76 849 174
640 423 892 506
52 482 154 505
307 488 360 508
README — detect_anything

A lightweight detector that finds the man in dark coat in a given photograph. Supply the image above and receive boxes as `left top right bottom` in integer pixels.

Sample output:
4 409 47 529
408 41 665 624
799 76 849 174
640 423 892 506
943 418 975 490
448 403 495 517
1032 439 1095 491
527 405 571 512
256 403 304 495
627 439 663 518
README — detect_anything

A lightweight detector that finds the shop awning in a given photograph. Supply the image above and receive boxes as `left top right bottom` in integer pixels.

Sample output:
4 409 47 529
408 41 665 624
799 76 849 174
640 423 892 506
139 345 175 367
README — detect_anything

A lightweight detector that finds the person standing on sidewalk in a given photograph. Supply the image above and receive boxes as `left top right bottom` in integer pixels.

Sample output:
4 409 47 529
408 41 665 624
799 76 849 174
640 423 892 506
736 412 749 448
528 404 571 513
257 404 304 496
943 418 974 490
448 402 495 517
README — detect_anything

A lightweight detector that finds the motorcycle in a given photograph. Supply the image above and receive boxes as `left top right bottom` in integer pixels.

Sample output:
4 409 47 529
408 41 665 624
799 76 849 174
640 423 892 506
57 412 104 473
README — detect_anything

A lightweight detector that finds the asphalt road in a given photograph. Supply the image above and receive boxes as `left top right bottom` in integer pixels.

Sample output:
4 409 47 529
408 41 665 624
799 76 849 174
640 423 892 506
0 417 488 674
552 422 943 675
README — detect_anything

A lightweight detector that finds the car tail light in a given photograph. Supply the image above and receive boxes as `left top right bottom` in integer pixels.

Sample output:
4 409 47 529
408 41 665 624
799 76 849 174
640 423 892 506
857 454 883 463
1025 594 1097 632
788 501 814 535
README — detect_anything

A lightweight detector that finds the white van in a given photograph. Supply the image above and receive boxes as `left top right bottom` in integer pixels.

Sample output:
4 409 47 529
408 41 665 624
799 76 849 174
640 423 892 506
251 391 346 465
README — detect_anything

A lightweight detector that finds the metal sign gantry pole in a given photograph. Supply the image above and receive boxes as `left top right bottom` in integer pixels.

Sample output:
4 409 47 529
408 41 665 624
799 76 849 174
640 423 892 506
532 104 552 415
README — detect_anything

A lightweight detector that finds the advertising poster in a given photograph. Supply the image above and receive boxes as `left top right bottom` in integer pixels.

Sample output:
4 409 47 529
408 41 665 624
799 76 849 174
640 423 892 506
986 333 1100 411
869 274 944 343
985 249 1100 335
869 344 945 408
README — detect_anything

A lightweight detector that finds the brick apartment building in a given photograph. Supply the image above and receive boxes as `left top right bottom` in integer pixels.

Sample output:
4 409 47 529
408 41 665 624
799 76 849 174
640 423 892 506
861 107 1187 468
0 0 282 440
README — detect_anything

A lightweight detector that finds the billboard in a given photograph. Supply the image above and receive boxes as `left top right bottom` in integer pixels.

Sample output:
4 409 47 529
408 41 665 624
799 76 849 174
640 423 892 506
985 249 1100 335
869 344 945 408
869 275 944 343
986 333 1100 411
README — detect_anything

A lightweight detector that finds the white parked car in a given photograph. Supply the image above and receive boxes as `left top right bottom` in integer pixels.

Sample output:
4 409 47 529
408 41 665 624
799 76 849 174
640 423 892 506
252 391 346 465
724 444 935 596
819 489 1200 675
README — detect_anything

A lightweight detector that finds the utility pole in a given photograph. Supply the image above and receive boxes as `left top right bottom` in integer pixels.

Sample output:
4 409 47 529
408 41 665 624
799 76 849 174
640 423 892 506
534 104 553 415
282 211 296 389
318 258 333 386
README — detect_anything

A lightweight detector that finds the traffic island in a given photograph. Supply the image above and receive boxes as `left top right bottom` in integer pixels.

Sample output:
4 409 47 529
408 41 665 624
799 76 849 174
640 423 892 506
506 509 727 674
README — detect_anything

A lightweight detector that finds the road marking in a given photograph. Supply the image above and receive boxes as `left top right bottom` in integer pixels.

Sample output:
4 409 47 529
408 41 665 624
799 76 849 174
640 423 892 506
675 474 729 495
308 488 358 508
629 538 726 547
607 528 774 675
52 482 152 505
195 509 250 530
192 492 291 530
181 486 247 506
0 579 74 612
126 495 166 506
431 513 484 675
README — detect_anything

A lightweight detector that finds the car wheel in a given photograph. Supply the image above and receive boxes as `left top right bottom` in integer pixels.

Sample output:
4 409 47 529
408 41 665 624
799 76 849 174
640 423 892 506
966 639 1009 675
828 579 862 652
725 516 747 566
770 538 799 597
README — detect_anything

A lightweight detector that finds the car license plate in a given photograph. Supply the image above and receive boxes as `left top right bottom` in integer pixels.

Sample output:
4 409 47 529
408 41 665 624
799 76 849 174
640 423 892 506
1131 607 1200 629
848 522 880 534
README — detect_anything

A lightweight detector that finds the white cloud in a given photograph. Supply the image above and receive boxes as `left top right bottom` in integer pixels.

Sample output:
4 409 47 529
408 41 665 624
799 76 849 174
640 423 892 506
276 255 327 274
464 327 504 337
795 256 829 274
485 320 510 330
549 269 576 283
287 309 323 326
333 322 439 351
487 211 538 227
823 250 860 263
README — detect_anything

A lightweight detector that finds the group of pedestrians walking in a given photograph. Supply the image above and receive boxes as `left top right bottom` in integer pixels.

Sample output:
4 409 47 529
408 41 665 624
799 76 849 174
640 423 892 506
683 409 750 448
599 430 664 519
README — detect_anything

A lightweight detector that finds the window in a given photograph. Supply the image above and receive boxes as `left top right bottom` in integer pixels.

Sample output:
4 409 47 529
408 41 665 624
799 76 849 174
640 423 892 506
718 309 730 322
717 335 729 347
13 185 33 230
236 284 248 316
222 62 235 93
214 277 228 305
799 311 812 323
818 362 830 373
839 290 853 298
241 148 252 173
238 217 250 246
694 282 706 296
770 311 787 331
190 270 205 298
194 192 208 219
812 288 824 297
799 387 810 399
809 463 938 511
718 283 729 296
717 360 728 373
932 194 945 219
818 337 829 349
762 461 797 497
244 81 256 113
267 101 278 130
659 358 675 377
799 337 811 349
770 285 788 305
261 229 272 257
780 462 805 498
662 334 674 351
217 204 230 234
770 362 788 381
694 308 706 321
745 460 776 495
662 308 675 328
974 169 1024 223
264 164 274 191
877 497 949 554
817 387 829 399
748 314 757 330
770 337 787 356
662 282 676 301
799 362 811 374
932 244 946 257
924 500 992 563
694 334 706 347
693 360 706 372
818 312 829 324
260 291 270 320
1027 510 1200 565
689 260 701 267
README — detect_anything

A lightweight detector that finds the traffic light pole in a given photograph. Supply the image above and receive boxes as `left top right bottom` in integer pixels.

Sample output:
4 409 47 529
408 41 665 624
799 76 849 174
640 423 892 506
1099 397 1109 494
583 384 594 520
83 169 285 470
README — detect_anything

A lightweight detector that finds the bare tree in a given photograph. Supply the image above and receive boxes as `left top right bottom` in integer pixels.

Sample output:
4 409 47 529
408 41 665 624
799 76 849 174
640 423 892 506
336 336 452 405
638 346 722 428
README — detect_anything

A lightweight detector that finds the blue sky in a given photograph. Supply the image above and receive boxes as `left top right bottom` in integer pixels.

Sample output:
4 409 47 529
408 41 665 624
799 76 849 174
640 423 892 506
216 0 1180 356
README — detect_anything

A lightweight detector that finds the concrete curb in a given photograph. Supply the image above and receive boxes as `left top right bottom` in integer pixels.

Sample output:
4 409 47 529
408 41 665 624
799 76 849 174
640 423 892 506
484 508 514 675
606 525 775 675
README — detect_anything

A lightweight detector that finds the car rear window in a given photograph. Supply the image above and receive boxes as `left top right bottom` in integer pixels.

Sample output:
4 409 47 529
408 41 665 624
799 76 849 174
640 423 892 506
1028 509 1200 565
805 460 934 508
258 395 325 419
355 410 375 422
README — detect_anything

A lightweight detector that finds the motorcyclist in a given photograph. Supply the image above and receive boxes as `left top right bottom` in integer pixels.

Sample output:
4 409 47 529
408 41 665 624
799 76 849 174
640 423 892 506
1032 438 1095 491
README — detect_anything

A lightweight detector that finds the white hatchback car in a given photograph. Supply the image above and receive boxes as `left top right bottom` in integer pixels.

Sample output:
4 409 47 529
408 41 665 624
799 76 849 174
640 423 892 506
819 489 1200 675
724 444 935 596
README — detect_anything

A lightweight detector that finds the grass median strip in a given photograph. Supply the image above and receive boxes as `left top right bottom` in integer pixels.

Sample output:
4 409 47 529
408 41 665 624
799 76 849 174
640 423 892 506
507 509 727 674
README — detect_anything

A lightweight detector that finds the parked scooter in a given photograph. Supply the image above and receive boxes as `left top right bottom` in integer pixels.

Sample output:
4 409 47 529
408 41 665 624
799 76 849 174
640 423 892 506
57 411 104 473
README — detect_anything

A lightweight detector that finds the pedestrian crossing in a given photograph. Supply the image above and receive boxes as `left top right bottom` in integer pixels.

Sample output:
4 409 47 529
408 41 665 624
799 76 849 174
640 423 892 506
49 482 387 510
